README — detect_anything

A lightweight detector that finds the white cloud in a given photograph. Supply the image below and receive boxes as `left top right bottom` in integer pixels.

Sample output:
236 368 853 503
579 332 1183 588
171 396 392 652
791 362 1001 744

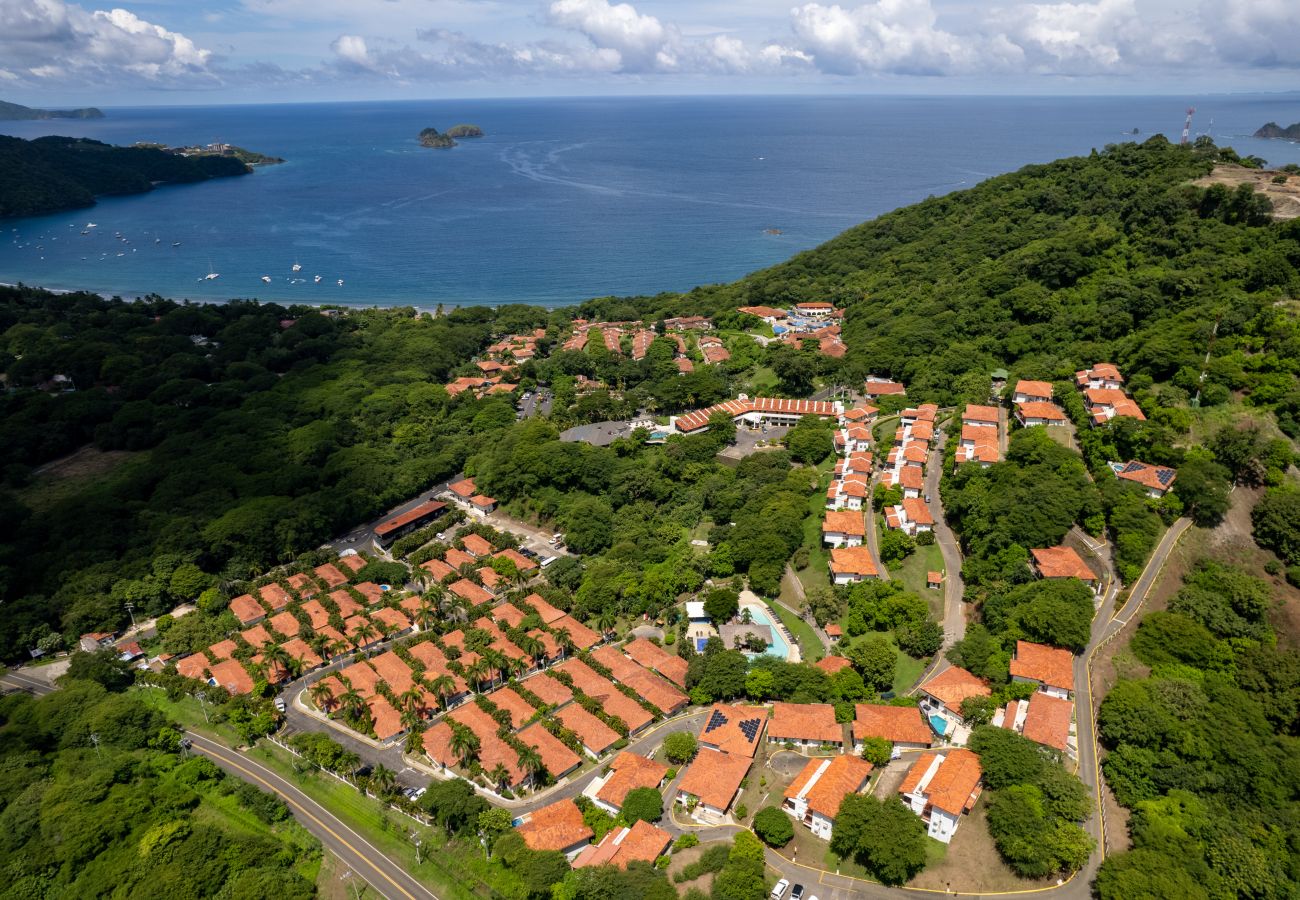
787 0 981 75
0 0 216 87
1201 0 1300 68
331 33 373 68
547 0 670 71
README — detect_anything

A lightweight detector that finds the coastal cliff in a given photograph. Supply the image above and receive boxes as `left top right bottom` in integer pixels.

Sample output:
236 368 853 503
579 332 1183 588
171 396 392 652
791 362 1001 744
0 135 258 218
0 99 105 121
1254 121 1300 140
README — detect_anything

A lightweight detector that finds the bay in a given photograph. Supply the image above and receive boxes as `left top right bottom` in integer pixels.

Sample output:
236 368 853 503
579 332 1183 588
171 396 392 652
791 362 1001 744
2 94 1298 309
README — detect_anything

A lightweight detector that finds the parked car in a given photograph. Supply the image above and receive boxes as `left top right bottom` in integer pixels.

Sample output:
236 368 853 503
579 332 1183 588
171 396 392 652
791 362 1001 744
274 697 286 712
770 880 790 900
791 885 804 900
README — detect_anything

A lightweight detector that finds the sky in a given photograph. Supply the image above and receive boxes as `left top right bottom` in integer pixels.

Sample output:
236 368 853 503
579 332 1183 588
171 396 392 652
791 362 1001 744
3 0 1300 105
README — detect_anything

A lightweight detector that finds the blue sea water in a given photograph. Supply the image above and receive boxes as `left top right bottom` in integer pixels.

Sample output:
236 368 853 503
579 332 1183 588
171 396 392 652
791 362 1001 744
3 94 1300 309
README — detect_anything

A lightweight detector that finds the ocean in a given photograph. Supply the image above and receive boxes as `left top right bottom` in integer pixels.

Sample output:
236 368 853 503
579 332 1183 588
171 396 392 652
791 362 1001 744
3 94 1300 309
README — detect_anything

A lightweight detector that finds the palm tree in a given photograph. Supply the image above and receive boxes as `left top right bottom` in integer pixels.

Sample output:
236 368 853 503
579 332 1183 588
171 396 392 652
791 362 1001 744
399 685 424 716
404 722 427 755
370 763 397 799
501 653 526 681
336 676 366 721
307 632 330 659
339 751 361 778
482 649 508 690
450 727 480 768
488 762 511 791
309 679 336 713
597 609 617 639
465 658 490 692
328 639 348 660
260 643 293 682
352 622 378 651
555 628 575 660
400 705 422 734
516 634 545 670
414 599 438 632
425 673 455 710
516 744 546 783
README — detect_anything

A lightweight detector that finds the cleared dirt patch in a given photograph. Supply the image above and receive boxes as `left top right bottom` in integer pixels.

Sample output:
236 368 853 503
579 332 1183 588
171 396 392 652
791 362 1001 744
908 796 1051 893
1193 164 1300 220
666 840 725 895
20 445 139 512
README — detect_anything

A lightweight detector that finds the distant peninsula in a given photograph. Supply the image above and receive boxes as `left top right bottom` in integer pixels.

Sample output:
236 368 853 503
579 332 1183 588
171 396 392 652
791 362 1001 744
1254 121 1300 140
0 99 104 121
0 135 268 219
418 124 485 149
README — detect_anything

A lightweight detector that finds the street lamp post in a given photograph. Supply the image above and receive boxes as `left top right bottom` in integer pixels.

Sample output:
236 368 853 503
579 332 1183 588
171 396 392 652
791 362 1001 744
124 602 138 630
195 691 210 723
340 870 362 900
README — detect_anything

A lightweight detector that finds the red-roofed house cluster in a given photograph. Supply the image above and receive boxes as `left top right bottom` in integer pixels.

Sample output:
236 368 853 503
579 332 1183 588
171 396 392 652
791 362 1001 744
172 552 417 700
1077 364 1145 425
899 748 983 843
446 477 498 516
1011 380 1068 428
826 401 883 584
677 703 768 822
954 403 1002 467
994 641 1077 758
879 402 938 538
736 303 846 356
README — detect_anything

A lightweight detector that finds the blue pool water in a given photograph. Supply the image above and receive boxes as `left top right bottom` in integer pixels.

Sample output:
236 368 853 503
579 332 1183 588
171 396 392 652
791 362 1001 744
742 605 790 659
929 714 949 736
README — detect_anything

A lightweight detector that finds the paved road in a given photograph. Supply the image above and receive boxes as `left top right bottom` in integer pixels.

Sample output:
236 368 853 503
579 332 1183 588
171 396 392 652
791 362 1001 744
186 731 438 900
913 423 966 687
559 420 636 446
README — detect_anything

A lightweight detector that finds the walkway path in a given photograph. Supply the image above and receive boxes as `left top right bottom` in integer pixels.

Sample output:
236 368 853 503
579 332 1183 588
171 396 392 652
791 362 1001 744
913 423 966 687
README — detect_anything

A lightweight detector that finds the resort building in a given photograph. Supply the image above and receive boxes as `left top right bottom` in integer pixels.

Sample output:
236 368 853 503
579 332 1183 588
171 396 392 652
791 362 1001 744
1112 460 1177 497
1031 545 1101 595
591 751 670 815
853 703 933 757
677 749 752 822
899 749 983 843
884 498 934 536
1012 380 1054 404
698 703 768 757
829 546 880 585
822 510 867 548
917 666 991 745
572 820 672 869
767 702 843 749
1076 364 1125 391
516 799 593 858
782 754 875 840
1015 401 1068 427
1008 641 1075 699
671 396 842 435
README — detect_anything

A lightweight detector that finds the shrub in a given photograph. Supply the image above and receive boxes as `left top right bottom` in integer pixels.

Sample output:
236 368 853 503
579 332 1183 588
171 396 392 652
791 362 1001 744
734 802 748 820
663 731 698 763
752 806 794 846
673 833 699 852
622 786 664 823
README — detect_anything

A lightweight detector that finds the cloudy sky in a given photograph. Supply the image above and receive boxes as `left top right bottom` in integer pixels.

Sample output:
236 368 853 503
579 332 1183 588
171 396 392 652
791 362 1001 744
3 0 1299 105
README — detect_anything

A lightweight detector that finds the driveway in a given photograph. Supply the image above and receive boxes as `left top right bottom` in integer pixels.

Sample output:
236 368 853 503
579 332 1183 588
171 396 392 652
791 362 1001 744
559 421 636 446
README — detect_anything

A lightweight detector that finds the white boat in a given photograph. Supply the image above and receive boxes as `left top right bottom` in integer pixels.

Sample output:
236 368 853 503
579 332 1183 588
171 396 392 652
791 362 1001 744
292 262 302 272
261 275 272 283
86 223 97 228
337 279 344 286
172 242 182 247
314 275 322 283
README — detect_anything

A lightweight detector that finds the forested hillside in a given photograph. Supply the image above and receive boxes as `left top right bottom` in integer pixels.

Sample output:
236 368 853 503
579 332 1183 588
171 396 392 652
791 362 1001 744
0 135 251 217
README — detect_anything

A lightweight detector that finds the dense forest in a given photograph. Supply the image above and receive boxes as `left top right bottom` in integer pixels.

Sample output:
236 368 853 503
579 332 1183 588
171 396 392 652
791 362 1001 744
0 135 252 217
0 670 318 897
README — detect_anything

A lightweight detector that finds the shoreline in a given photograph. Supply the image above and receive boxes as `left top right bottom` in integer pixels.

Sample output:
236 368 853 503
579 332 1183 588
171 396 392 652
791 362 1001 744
0 280 503 316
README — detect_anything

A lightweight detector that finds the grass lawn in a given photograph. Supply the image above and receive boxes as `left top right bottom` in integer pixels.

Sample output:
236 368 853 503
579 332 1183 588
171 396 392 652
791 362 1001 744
795 485 831 594
745 366 779 394
888 542 946 618
770 599 823 663
690 517 714 543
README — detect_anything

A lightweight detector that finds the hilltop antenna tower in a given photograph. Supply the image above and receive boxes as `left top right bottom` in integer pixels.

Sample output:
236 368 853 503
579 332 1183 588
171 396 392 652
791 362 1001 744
1180 107 1196 145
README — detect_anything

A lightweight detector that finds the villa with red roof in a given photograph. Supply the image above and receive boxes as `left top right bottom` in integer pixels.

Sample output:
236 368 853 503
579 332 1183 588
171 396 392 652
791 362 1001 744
918 666 990 745
698 703 768 757
853 703 933 756
591 751 670 814
1113 460 1177 497
623 638 688 687
899 749 983 843
782 754 874 840
1012 380 1054 404
556 704 620 757
516 799 593 857
677 749 752 822
1031 545 1100 595
829 546 879 584
768 702 843 749
572 820 672 870
822 510 866 548
1009 641 1075 699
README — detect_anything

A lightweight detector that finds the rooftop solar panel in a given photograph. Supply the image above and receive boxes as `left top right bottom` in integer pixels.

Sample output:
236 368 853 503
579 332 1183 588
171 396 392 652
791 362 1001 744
738 718 761 741
1156 469 1175 485
704 709 729 733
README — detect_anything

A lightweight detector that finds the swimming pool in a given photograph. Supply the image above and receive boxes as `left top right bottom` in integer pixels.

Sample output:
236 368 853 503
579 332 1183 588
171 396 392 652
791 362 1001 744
740 605 791 660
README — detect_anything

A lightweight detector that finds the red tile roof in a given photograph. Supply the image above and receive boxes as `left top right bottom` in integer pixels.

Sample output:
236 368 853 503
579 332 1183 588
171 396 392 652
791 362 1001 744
449 478 477 498
769 702 842 744
853 703 932 745
920 667 990 715
354 581 384 605
1031 546 1096 581
784 754 874 819
962 404 1000 425
1115 460 1176 492
1009 641 1075 692
493 603 527 629
1014 380 1054 399
494 548 537 572
623 638 689 687
241 624 274 648
421 558 457 581
301 599 331 630
461 533 493 557
259 582 293 611
208 658 254 695
674 397 838 433
450 579 494 605
337 554 367 574
269 611 301 638
864 379 905 396
523 672 573 707
209 639 237 660
900 749 982 816
519 722 582 777
596 751 670 809
697 703 768 757
374 500 448 538
489 687 538 729
517 799 592 853
823 510 866 537
572 820 672 869
677 749 751 811
228 594 267 626
445 547 476 570
1021 693 1073 751
523 593 567 625
370 606 411 633
1016 401 1067 422
551 614 600 651
830 546 878 577
280 638 322 670
814 656 853 675
176 654 209 680
556 658 651 732
286 572 318 598
901 497 934 526
555 704 620 754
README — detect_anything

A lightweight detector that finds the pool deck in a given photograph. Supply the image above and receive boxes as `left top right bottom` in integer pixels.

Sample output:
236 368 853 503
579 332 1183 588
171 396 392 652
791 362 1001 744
739 595 801 663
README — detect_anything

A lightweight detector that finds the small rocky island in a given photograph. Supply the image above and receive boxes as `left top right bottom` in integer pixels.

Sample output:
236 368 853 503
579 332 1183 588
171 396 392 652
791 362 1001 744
1254 122 1300 140
0 99 104 121
418 124 485 149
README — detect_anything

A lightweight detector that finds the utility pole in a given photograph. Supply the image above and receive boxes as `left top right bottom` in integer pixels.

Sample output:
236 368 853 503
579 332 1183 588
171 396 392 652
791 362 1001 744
340 870 362 900
124 602 138 630
410 831 423 865
1180 107 1196 145
196 691 210 723
89 733 101 757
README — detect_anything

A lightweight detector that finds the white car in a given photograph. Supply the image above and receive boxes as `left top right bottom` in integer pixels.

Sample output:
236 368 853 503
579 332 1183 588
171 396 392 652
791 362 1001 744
771 880 790 900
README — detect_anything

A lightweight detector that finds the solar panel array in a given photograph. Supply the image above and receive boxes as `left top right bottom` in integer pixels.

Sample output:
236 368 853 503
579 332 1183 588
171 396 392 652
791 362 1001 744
1156 469 1175 485
1121 461 1143 473
738 718 762 742
705 709 729 733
